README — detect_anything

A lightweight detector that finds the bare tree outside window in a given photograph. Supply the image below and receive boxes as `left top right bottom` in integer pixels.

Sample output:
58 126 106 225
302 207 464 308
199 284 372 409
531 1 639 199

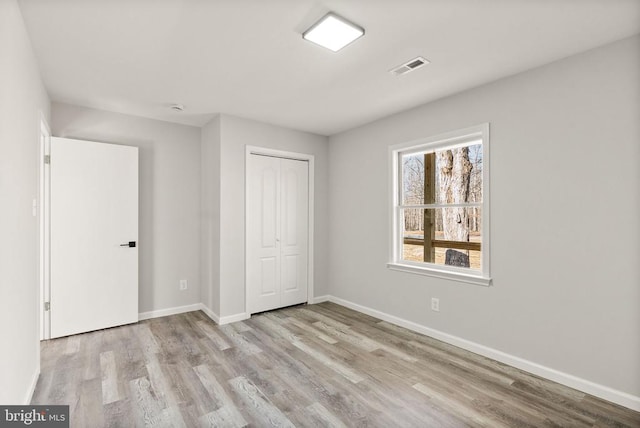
437 146 471 241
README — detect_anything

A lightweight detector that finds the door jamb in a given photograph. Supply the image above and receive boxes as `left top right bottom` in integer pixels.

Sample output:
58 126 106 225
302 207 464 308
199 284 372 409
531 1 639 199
245 145 315 316
39 114 51 340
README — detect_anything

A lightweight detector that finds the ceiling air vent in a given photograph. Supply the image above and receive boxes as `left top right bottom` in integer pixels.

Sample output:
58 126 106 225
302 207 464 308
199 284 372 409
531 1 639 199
390 56 430 76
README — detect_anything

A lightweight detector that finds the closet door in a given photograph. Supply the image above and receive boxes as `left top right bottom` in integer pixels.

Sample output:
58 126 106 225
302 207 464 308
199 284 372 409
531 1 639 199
279 159 308 307
247 155 281 313
247 154 308 314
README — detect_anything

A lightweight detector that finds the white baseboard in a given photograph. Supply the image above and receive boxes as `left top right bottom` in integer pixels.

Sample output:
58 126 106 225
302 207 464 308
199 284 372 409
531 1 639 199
25 369 40 404
206 296 328 324
138 303 204 321
309 295 330 304
218 312 250 325
319 295 640 412
200 304 220 324
140 302 247 326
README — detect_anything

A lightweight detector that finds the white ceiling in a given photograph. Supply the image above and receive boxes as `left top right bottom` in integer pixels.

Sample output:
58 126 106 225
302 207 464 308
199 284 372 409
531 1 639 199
18 0 640 136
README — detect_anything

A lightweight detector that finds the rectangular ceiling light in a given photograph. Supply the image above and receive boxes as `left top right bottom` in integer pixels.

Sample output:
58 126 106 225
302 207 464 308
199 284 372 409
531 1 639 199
303 12 364 52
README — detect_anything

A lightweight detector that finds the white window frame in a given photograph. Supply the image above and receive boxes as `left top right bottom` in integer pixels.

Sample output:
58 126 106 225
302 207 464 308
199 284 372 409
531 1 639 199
387 123 491 286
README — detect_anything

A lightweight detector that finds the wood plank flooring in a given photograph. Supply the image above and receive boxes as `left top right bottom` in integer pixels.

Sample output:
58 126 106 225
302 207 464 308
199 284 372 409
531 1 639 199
32 302 640 427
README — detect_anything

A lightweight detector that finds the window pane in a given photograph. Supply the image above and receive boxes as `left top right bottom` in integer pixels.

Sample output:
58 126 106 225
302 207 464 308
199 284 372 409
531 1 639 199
466 143 483 204
401 142 482 205
401 208 430 263
401 207 481 270
401 153 427 205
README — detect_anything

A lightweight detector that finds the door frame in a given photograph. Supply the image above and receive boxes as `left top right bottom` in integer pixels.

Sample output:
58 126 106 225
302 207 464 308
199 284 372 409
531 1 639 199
39 114 51 340
245 145 315 315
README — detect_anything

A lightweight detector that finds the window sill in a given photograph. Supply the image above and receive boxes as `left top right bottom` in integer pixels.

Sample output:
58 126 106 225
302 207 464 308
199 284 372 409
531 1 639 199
386 262 492 287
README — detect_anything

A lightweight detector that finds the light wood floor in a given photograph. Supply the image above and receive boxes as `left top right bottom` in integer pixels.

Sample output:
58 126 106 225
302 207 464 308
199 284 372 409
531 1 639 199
32 302 639 427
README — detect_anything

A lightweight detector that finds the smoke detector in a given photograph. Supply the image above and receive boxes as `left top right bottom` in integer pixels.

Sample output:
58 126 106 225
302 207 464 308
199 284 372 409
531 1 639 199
390 56 430 76
170 104 184 112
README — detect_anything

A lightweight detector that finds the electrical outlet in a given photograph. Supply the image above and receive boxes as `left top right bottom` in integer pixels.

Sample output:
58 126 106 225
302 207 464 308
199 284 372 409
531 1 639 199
431 297 440 312
179 279 188 291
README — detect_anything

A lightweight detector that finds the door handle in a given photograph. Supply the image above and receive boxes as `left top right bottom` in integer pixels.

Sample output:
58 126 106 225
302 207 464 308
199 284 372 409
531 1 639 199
120 241 136 247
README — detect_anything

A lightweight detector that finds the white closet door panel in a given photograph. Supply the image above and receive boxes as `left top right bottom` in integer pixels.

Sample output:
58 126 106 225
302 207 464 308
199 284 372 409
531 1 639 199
259 257 278 296
260 167 278 249
281 255 299 291
283 168 298 247
247 155 281 313
50 137 138 338
280 159 308 306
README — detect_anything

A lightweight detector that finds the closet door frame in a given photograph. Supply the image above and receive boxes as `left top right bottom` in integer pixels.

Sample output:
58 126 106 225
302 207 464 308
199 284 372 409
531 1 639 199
245 146 315 314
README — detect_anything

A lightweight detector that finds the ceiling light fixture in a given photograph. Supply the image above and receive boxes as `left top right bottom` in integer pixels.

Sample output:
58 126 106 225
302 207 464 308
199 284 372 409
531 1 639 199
302 12 364 52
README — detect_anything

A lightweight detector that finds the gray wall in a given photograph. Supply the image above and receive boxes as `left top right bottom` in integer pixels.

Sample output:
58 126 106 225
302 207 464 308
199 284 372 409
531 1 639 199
199 114 329 318
200 116 221 315
51 103 201 314
0 0 50 404
328 36 640 397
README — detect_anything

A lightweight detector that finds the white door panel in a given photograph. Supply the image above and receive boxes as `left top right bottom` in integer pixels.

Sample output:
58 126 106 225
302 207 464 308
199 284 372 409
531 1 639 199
283 168 298 246
280 160 308 306
50 137 138 338
248 155 280 313
260 166 278 249
281 255 298 291
247 154 308 314
260 258 278 295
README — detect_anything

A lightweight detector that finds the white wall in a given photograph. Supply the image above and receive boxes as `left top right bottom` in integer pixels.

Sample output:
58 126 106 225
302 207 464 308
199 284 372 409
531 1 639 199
201 116 221 316
328 36 640 402
0 0 50 404
51 103 201 314
201 114 329 318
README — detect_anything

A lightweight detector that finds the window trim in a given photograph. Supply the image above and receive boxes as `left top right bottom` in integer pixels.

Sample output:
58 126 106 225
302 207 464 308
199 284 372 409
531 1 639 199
388 123 492 286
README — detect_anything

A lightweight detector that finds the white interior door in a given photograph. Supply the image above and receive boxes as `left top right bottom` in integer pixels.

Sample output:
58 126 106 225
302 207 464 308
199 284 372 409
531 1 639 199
50 137 138 338
247 154 308 314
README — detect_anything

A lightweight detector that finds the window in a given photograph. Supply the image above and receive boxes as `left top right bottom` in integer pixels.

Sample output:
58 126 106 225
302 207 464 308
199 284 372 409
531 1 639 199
388 124 491 286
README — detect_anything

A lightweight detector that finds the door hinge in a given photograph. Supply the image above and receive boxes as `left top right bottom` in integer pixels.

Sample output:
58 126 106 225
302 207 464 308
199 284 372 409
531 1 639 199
44 155 50 164
44 302 50 311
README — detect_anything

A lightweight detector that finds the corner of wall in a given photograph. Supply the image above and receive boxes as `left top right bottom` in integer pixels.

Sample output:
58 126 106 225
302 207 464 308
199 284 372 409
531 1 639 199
200 116 222 316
